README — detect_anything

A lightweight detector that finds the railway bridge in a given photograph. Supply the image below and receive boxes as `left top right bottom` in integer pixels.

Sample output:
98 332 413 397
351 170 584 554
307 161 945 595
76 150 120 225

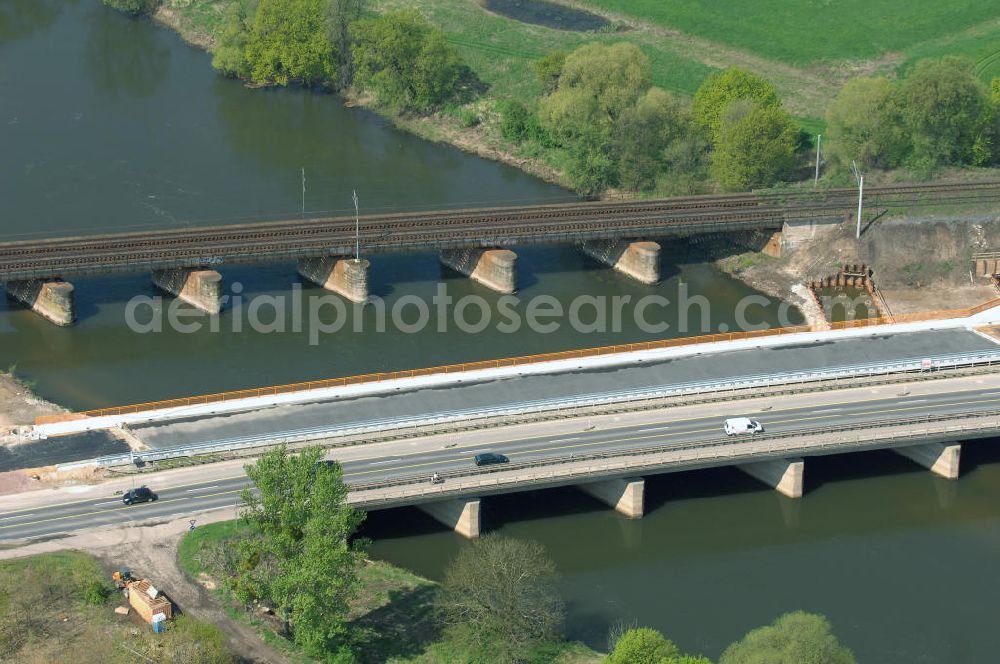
1 181 997 325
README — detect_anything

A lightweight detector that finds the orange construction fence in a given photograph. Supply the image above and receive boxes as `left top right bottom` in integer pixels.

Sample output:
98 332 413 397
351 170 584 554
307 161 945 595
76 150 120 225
34 296 1000 426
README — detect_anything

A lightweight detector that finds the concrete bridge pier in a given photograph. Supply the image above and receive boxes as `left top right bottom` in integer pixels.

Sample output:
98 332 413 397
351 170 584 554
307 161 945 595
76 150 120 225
739 458 805 498
579 239 660 284
894 442 961 479
4 279 75 326
440 248 517 294
579 477 645 518
418 498 481 539
152 268 224 314
298 256 370 303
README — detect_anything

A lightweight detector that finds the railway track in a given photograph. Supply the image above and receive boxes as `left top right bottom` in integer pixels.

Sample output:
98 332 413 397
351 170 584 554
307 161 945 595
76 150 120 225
1 181 997 280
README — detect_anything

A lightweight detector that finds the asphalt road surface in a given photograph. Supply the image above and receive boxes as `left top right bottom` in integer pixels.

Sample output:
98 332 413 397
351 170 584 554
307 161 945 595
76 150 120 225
132 329 998 450
4 382 999 541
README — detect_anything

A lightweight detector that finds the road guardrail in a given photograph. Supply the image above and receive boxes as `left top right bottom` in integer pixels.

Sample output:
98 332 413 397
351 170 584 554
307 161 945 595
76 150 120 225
60 349 1000 471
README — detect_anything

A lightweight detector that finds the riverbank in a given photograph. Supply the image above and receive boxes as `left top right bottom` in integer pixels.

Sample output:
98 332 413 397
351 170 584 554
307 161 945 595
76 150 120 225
0 370 64 435
178 519 603 663
707 196 1000 318
151 1 572 189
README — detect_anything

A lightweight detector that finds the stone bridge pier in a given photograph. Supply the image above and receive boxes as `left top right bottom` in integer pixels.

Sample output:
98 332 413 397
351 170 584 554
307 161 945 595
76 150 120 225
298 256 370 303
152 268 224 314
440 248 517 293
579 239 661 284
4 279 75 326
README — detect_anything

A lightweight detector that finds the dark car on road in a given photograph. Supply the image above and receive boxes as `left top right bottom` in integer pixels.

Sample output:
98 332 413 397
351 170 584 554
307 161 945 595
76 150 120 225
474 452 509 467
122 486 157 506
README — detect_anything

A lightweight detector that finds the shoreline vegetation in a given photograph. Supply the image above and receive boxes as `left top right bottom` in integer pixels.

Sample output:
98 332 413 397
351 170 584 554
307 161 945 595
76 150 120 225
170 443 863 663
140 0 1000 199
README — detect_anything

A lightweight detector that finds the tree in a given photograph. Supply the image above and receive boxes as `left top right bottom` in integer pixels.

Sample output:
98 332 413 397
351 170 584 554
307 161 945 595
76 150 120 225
532 50 567 93
612 87 688 191
538 42 651 142
607 627 679 664
568 131 620 196
896 57 991 168
326 0 366 87
825 76 909 170
719 611 856 664
101 0 158 16
351 10 465 111
235 446 365 659
245 0 338 86
711 100 799 191
211 0 253 79
692 68 780 141
605 627 712 664
436 535 565 661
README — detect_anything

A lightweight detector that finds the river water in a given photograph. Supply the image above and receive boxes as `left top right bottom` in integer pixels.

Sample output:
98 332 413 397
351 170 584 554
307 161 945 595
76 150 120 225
366 443 1000 662
0 0 799 409
4 4 998 663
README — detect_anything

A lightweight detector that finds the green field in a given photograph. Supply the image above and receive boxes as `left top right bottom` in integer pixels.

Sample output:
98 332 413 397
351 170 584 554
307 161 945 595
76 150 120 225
578 0 1000 67
898 20 1000 82
378 0 717 98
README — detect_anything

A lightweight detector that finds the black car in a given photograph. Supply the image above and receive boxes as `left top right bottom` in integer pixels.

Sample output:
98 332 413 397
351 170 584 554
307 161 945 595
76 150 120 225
122 486 157 505
474 452 509 467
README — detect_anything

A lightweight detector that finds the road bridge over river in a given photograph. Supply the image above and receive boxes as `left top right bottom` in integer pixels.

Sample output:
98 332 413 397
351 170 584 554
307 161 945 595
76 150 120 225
2 180 998 324
7 312 1000 540
3 368 1000 541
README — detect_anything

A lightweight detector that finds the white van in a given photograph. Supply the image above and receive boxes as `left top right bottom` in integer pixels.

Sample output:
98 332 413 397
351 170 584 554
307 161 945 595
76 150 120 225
724 417 764 436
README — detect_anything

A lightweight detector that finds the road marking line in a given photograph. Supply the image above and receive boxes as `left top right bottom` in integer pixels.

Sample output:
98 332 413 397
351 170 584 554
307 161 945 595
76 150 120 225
0 474 245 517
186 485 220 492
6 383 1000 518
0 488 245 532
343 394 1000 478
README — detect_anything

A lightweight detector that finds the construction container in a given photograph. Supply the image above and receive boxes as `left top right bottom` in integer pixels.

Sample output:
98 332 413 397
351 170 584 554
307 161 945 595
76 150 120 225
125 578 172 626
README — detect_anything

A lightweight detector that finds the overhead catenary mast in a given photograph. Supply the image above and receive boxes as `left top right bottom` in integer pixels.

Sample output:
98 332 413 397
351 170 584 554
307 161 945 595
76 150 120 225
352 189 360 261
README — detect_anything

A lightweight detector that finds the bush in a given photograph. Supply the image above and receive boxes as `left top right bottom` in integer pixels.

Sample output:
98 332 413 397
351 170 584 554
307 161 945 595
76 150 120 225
825 77 909 170
211 1 252 79
896 57 991 168
693 68 780 141
538 42 651 142
351 10 467 112
101 0 159 16
532 50 567 93
245 0 338 86
498 99 548 144
711 100 799 191
720 611 855 664
81 580 109 606
436 535 564 662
